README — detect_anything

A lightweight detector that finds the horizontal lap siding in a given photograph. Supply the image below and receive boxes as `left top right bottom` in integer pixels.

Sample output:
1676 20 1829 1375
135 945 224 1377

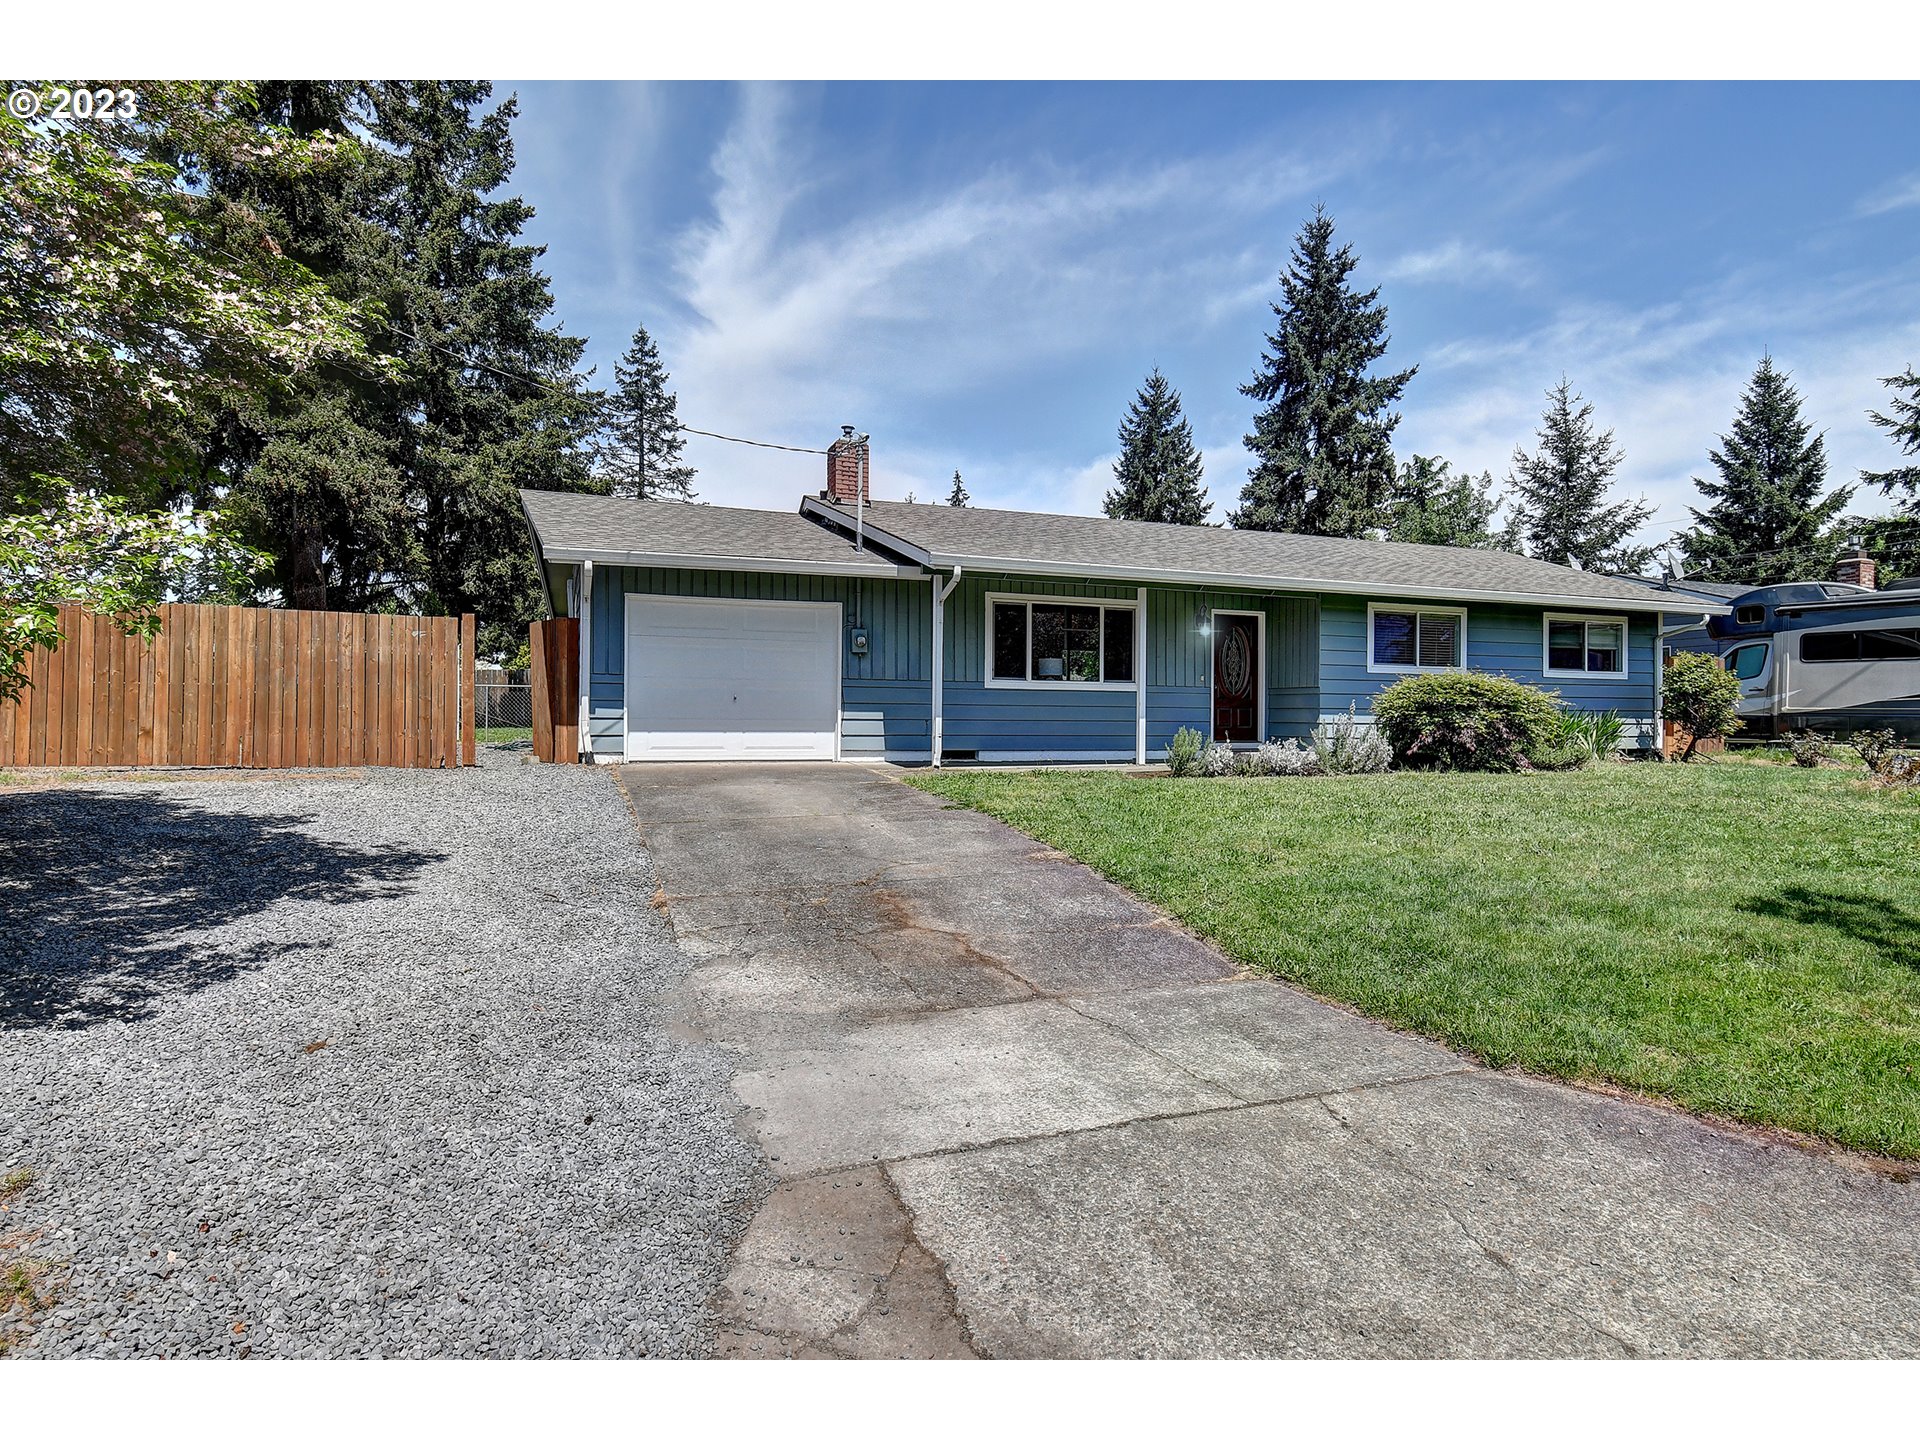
592 566 933 758
1319 597 1662 744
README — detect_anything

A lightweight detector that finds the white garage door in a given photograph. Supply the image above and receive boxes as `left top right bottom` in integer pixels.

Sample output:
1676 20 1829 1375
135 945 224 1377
624 595 842 761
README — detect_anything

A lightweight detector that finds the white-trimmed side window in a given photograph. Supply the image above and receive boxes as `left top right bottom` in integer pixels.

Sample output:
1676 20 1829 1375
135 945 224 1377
988 594 1137 688
1543 613 1629 678
1367 603 1465 673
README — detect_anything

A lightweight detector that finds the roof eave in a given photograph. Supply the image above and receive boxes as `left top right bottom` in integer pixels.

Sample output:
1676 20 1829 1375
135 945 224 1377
911 550 1723 615
538 544 924 581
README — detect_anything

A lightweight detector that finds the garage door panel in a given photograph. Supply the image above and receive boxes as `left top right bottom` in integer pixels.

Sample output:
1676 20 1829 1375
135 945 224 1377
626 596 841 761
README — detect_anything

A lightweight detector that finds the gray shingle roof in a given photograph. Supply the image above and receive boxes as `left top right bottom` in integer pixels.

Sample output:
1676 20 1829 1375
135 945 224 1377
519 490 903 573
819 499 1697 611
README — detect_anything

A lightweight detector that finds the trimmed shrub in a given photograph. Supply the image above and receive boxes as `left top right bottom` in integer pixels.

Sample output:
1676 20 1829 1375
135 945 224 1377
1255 737 1323 776
1787 729 1832 768
1371 671 1562 772
1166 725 1205 776
1198 742 1239 777
1663 652 1743 762
1311 704 1392 775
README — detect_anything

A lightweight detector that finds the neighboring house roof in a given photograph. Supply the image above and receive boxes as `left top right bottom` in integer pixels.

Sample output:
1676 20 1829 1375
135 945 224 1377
518 489 917 579
805 497 1711 614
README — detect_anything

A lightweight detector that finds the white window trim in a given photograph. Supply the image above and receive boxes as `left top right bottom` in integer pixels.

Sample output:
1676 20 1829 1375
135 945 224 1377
1366 602 1468 675
985 591 1140 691
1541 611 1630 680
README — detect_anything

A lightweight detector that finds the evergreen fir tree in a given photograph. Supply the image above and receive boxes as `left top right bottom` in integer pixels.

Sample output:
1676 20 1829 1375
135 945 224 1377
1103 368 1210 525
1507 378 1654 572
1385 455 1505 548
947 470 970 507
197 82 602 655
1679 356 1850 585
1233 207 1416 536
1863 364 1920 502
603 324 696 501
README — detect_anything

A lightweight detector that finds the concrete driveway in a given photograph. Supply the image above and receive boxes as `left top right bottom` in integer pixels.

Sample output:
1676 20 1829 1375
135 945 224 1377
621 763 1920 1359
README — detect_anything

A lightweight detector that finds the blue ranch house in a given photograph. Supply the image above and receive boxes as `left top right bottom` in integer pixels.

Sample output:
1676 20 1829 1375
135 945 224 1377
519 433 1714 765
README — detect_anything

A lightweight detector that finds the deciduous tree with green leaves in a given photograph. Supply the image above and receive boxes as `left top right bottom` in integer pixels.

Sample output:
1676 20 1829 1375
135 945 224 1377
1507 378 1654 572
1104 368 1209 525
1233 208 1415 537
1 476 261 703
1384 455 1508 549
602 323 696 501
1680 356 1851 585
0 82 378 501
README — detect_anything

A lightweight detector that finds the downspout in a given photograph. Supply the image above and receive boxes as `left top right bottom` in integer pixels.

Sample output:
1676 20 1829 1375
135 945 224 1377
1135 585 1148 765
578 559 594 763
931 564 963 767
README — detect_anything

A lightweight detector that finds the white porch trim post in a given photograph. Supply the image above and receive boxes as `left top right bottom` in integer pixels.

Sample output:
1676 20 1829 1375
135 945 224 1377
930 572 943 767
577 559 594 762
930 566 963 767
1135 585 1148 765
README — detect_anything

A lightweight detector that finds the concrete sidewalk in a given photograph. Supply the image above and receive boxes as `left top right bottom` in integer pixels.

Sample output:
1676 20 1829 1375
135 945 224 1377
622 763 1920 1359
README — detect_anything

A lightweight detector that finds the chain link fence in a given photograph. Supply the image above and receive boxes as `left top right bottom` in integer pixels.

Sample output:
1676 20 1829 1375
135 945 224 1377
475 668 532 739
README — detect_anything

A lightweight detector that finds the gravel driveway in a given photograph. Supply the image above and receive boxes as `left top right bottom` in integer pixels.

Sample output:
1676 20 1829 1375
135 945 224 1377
0 755 763 1358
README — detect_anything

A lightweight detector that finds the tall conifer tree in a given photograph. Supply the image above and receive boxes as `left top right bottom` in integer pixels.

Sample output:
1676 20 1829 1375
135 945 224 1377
1385 455 1507 549
946 470 970 507
1680 356 1850 584
603 324 696 501
1863 365 1920 502
1233 207 1415 536
197 82 602 656
1104 368 1209 525
1507 378 1653 572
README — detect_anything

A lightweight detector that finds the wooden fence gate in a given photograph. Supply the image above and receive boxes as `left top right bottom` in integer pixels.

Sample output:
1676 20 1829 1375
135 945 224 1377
529 617 579 764
0 603 476 769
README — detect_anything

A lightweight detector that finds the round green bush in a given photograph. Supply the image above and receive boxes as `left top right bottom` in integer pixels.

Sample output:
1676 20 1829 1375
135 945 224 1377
1371 671 1563 772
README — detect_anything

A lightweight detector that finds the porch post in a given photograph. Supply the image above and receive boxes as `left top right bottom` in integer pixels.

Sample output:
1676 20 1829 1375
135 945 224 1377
930 572 945 767
1135 585 1148 765
577 559 593 762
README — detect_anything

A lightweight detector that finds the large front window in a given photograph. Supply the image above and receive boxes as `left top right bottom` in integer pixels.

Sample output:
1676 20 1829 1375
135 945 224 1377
1543 614 1628 677
1368 604 1464 673
989 596 1136 686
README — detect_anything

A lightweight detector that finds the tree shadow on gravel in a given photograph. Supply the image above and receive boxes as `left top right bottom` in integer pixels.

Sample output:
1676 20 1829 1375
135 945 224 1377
0 789 444 1030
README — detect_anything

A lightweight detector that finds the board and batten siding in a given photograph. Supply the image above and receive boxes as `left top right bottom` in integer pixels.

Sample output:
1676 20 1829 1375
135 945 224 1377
587 565 932 760
1317 596 1662 744
590 565 1328 761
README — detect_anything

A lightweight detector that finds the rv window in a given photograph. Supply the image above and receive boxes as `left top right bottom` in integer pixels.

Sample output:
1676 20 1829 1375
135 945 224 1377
1797 628 1920 663
1735 605 1765 625
1858 628 1920 660
1726 643 1768 681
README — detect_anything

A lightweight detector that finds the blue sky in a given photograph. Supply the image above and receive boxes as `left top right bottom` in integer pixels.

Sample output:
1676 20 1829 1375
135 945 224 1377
500 80 1919 557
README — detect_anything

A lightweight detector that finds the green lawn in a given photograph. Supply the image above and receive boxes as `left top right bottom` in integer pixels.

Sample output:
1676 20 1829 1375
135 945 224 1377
909 762 1920 1158
477 726 532 746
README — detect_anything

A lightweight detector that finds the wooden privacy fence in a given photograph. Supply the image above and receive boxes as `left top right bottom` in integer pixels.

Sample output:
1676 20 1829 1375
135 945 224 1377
0 603 476 769
529 617 579 764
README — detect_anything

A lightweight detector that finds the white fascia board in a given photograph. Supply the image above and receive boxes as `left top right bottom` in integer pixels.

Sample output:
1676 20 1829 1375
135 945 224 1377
539 546 924 580
909 551 1721 617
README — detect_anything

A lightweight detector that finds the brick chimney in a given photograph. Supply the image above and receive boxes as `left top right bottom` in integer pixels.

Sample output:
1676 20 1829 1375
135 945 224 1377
826 426 869 506
1836 548 1878 590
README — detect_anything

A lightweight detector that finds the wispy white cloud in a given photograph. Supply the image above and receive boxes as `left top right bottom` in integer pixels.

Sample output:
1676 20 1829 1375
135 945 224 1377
1398 261 1920 554
1856 170 1920 218
1381 240 1534 287
659 83 1351 510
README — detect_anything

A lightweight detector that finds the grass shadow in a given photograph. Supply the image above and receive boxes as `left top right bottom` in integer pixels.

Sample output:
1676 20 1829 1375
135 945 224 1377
1739 885 1920 972
1 788 443 1030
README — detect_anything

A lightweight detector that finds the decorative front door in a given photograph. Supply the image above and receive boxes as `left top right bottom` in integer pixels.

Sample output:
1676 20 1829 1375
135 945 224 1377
1212 614 1259 743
